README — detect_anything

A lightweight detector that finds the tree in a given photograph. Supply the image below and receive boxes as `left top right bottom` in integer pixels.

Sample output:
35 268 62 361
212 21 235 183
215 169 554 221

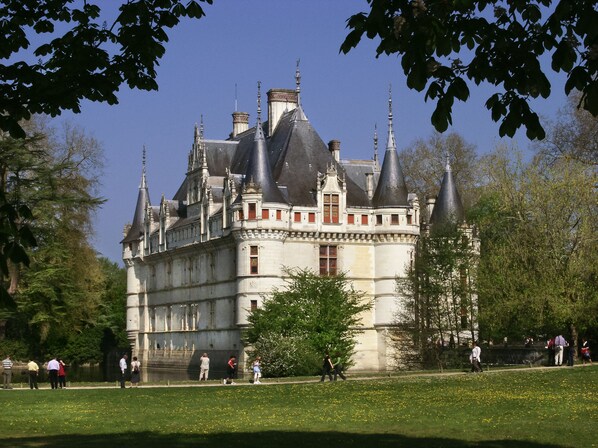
396 223 479 368
0 119 107 359
1 1 211 301
244 269 371 377
472 146 598 349
0 0 213 138
400 131 481 210
534 94 598 166
341 0 598 140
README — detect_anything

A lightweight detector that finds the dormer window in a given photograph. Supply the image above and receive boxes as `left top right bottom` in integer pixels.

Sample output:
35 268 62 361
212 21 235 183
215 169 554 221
248 203 256 220
323 194 339 224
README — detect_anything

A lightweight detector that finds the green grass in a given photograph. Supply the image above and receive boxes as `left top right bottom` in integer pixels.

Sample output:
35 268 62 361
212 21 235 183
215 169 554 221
1 367 596 447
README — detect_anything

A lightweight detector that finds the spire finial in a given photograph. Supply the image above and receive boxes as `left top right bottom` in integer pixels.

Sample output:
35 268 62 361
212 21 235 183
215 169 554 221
141 145 147 188
200 114 204 138
445 151 451 171
257 80 262 123
295 59 301 100
374 123 379 165
388 84 393 126
234 83 238 112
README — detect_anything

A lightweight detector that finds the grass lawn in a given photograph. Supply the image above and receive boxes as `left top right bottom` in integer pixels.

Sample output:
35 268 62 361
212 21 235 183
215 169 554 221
1 366 596 448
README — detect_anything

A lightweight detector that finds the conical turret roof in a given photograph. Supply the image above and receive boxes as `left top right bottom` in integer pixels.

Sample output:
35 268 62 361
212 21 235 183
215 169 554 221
372 89 408 207
237 82 287 204
430 156 465 225
122 148 150 243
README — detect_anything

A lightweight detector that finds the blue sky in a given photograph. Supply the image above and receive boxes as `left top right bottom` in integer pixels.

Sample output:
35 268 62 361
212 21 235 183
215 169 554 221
55 1 568 264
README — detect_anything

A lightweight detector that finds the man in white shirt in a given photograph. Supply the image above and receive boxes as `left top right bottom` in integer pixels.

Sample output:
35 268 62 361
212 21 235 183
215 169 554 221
2 355 13 389
47 357 60 389
199 353 210 381
554 334 567 366
470 341 482 373
119 354 128 388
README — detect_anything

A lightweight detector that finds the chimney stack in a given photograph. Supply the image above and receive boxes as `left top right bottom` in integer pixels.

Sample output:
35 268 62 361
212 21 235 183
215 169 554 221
426 196 436 223
267 89 298 136
232 112 249 137
328 139 340 162
365 172 374 199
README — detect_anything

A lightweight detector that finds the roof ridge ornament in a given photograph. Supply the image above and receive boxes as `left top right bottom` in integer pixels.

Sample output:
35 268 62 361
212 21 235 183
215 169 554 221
373 123 379 167
295 59 301 106
141 145 147 189
257 80 262 124
386 84 397 152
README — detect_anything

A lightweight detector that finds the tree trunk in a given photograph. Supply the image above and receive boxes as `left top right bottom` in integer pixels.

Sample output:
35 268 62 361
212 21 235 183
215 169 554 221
570 323 578 362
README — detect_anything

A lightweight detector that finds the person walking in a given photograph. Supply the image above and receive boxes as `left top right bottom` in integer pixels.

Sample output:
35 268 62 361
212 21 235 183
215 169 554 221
27 359 39 390
252 357 262 384
2 355 13 389
224 355 237 385
130 356 141 387
333 353 347 381
58 359 67 388
47 357 60 389
470 341 483 373
554 334 567 366
581 338 592 366
320 353 334 382
199 353 210 381
119 354 128 388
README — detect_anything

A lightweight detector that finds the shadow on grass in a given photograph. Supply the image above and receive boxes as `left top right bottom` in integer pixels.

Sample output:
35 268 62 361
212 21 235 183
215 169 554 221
3 431 564 448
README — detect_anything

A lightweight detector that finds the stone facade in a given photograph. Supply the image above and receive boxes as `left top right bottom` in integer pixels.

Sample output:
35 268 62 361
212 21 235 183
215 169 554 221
121 80 455 375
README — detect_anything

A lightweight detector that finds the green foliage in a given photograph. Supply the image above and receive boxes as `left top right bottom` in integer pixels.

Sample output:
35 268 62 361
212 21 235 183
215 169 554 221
245 269 371 377
0 338 29 361
472 145 598 340
396 224 478 359
0 0 213 138
342 0 598 140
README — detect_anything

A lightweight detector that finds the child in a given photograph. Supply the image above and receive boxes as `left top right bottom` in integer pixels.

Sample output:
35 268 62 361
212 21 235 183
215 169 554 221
253 357 262 384
581 338 592 366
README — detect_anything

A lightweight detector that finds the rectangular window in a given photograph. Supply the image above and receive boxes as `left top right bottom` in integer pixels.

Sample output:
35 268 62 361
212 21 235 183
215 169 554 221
391 214 399 225
319 245 337 276
248 203 256 220
376 215 383 225
250 245 259 274
238 210 244 220
308 212 316 223
361 214 368 225
348 214 355 224
276 210 282 220
250 300 258 312
323 194 339 223
262 208 269 219
407 214 412 225
208 301 215 329
294 212 301 222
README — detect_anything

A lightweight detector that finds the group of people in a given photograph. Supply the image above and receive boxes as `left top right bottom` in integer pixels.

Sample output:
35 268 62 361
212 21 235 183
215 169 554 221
2 355 67 390
118 354 141 388
546 335 592 367
320 353 347 381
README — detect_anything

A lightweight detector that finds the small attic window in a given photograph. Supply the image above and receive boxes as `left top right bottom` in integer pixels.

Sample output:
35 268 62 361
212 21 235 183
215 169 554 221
376 215 383 225
348 214 355 224
248 203 256 220
262 208 269 220
391 214 399 225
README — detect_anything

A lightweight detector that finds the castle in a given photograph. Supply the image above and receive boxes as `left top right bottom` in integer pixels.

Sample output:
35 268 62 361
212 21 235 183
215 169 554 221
122 71 467 375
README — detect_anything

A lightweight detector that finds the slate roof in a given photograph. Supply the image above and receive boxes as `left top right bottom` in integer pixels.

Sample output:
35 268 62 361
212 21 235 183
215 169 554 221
236 116 287 204
371 118 409 207
268 107 370 207
429 162 465 225
122 170 149 243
